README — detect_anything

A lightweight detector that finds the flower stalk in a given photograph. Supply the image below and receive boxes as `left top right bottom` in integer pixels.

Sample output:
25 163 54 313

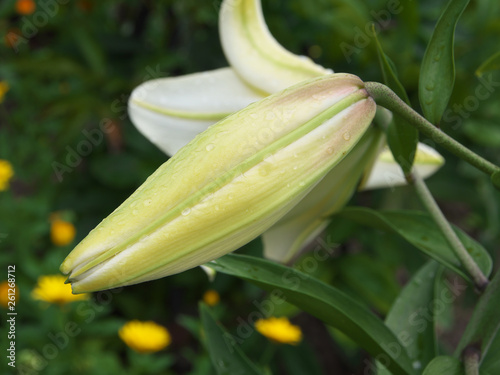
412 171 489 291
365 82 500 177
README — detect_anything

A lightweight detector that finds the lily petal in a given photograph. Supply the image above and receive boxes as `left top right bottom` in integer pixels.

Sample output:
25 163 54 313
360 143 445 190
128 67 264 155
219 0 331 94
263 127 384 263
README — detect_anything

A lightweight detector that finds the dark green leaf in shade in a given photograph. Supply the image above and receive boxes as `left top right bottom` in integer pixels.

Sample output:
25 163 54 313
476 51 500 76
371 24 418 174
418 0 470 125
480 330 500 375
455 270 500 361
337 208 492 282
208 254 417 375
377 261 441 375
422 356 464 375
199 303 262 375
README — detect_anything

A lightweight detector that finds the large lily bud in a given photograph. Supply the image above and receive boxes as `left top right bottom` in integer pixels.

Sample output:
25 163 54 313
60 73 376 293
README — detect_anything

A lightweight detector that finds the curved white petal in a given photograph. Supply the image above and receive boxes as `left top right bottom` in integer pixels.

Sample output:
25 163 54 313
219 0 331 94
128 67 264 155
263 128 383 263
361 143 445 190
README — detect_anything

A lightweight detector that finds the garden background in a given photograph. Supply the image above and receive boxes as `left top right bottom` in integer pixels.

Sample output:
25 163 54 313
1 0 499 374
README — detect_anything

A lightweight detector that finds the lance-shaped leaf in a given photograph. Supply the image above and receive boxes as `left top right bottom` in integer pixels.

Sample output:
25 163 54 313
455 269 500 362
199 303 262 375
128 67 264 155
337 208 492 282
419 0 470 125
61 73 376 293
377 261 441 375
219 0 331 94
372 25 418 174
422 356 464 375
208 254 417 375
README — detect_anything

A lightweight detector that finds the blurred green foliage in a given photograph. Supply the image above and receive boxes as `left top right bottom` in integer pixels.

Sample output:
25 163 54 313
1 0 499 374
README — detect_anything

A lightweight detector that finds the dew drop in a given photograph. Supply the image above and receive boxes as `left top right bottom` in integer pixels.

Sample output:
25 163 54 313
343 132 351 141
182 208 191 216
144 199 152 206
266 112 276 120
425 83 435 91
299 181 305 187
206 143 215 152
327 147 334 154
130 201 137 208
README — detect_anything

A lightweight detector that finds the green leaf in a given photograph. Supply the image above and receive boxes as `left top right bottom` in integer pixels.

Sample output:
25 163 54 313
199 303 262 375
337 208 492 282
422 356 464 375
476 51 500 76
377 261 441 375
371 24 418 174
208 254 417 375
419 0 470 125
455 270 500 360
480 330 500 374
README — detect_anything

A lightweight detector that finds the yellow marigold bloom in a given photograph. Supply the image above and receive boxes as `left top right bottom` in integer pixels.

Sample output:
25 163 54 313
51 219 76 246
203 290 220 306
0 160 14 191
119 320 171 353
255 317 302 345
31 275 88 305
0 82 9 104
15 0 36 15
0 281 18 308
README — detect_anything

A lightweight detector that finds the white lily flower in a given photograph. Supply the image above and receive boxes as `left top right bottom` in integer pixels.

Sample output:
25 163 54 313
126 0 444 264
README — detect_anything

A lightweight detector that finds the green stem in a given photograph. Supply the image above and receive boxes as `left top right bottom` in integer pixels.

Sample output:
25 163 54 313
463 346 480 375
411 171 489 291
365 82 500 176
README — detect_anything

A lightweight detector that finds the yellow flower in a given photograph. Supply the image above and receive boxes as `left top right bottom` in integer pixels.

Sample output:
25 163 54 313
203 290 220 306
51 219 76 246
0 281 18 308
0 160 14 191
31 275 88 305
0 82 9 104
15 0 36 15
119 320 171 353
255 317 302 345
